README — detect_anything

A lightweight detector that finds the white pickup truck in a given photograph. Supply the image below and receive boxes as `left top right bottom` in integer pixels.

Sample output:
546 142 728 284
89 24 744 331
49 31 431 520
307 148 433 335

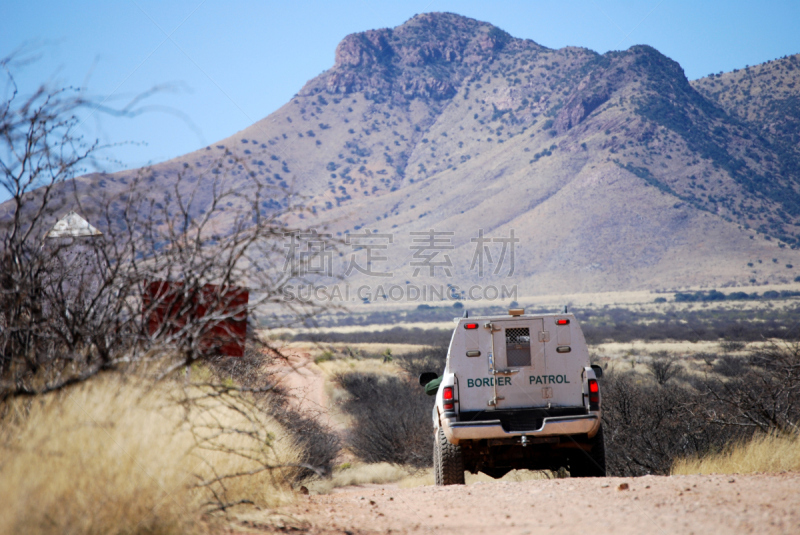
420 308 605 485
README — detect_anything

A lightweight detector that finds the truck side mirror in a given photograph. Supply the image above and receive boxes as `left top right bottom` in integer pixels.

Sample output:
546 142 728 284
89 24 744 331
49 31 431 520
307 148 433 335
591 364 604 379
419 371 439 386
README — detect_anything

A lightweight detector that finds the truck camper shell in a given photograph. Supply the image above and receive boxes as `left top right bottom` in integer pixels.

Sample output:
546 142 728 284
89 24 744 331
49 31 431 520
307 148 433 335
425 309 606 484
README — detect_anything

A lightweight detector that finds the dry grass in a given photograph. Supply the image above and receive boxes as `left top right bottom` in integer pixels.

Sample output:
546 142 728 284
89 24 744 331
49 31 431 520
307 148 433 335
304 462 411 494
672 433 800 475
0 374 298 535
316 357 401 379
593 340 732 360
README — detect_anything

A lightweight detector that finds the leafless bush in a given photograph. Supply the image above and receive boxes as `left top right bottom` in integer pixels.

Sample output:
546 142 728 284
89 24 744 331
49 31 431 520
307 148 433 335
270 402 342 480
602 341 800 475
329 346 445 468
601 370 743 476
334 371 433 468
711 355 749 377
719 340 747 353
702 341 800 434
0 58 334 402
206 348 277 386
645 352 682 385
393 345 448 379
697 352 719 366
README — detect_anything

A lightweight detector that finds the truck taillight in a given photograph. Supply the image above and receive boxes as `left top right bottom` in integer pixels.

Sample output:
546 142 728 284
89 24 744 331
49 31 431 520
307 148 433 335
443 386 455 411
556 318 570 325
464 323 478 330
588 379 600 411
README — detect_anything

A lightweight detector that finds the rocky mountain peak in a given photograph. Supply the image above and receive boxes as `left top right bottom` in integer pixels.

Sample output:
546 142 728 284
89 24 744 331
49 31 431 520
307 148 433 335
334 29 394 68
325 12 532 100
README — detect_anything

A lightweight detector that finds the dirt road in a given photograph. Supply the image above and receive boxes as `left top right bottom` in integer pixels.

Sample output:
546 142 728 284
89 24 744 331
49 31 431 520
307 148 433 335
264 472 800 535
268 349 329 415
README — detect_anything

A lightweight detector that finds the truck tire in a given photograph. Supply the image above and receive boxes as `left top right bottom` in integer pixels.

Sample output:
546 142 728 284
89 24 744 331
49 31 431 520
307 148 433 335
569 426 607 477
433 430 442 486
435 427 465 485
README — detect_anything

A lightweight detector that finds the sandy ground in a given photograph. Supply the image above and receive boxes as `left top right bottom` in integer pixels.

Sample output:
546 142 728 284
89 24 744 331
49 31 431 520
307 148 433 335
238 473 800 535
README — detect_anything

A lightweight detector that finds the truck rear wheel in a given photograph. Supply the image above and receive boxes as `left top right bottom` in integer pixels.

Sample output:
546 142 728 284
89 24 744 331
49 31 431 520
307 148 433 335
435 427 465 485
433 430 441 485
569 426 607 477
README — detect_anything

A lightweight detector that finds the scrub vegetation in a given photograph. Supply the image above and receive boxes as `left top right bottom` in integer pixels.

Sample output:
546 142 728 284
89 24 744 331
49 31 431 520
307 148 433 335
0 55 340 532
0 350 343 533
0 372 298 534
292 299 800 345
589 339 799 475
306 334 800 478
331 346 446 468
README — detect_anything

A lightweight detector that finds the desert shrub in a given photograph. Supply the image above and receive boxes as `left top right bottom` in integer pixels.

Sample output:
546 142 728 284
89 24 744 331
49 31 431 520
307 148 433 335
703 341 800 433
712 355 749 377
579 305 800 344
303 304 800 347
206 349 341 481
601 369 743 476
393 345 448 379
0 375 298 534
606 341 800 475
270 403 341 481
317 462 409 493
334 371 433 468
205 347 271 385
719 339 747 353
645 351 683 385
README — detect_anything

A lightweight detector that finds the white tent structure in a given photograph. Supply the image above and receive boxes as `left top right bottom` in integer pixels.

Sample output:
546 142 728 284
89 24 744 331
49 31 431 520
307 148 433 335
46 211 102 239
42 211 105 316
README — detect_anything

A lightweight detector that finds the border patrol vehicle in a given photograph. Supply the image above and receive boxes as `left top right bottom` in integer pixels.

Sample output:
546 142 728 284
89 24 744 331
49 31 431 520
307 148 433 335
420 308 605 485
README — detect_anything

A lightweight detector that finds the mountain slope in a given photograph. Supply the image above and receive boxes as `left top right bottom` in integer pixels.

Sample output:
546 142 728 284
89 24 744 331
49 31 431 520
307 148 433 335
692 54 800 235
28 13 800 295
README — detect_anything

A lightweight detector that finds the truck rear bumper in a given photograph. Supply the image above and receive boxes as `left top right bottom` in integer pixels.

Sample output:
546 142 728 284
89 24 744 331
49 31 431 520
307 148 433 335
443 413 600 443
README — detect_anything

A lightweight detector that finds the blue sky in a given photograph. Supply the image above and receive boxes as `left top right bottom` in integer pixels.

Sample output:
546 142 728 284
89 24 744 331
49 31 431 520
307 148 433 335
2 0 799 186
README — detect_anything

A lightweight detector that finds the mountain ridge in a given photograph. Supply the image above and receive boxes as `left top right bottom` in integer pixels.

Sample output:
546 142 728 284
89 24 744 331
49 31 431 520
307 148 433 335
13 12 800 296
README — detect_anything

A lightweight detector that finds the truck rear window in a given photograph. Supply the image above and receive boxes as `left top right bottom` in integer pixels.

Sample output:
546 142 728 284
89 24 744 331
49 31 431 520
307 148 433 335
506 327 531 366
